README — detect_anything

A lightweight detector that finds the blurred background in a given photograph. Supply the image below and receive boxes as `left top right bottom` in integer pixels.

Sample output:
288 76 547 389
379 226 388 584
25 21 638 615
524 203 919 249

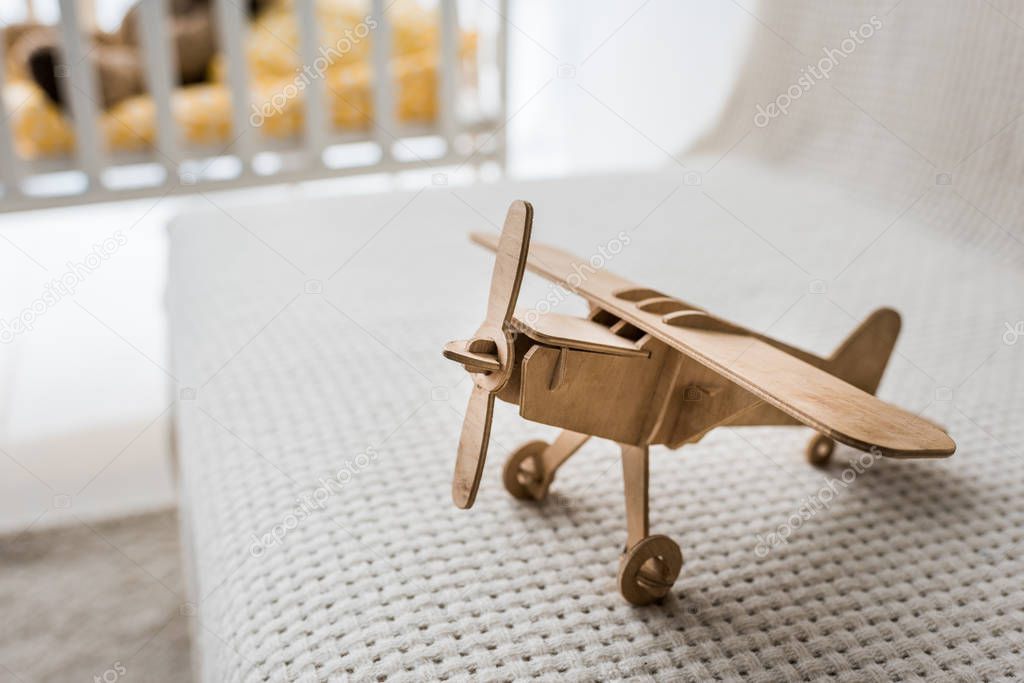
2 1 1023 681
0 0 747 531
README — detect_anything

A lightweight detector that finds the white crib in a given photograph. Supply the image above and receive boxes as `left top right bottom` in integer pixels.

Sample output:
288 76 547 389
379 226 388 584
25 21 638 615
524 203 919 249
0 0 508 213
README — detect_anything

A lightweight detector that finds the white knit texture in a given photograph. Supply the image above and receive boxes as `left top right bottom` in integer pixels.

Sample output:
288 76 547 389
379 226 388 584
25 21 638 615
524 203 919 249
168 169 1023 681
168 0 1024 678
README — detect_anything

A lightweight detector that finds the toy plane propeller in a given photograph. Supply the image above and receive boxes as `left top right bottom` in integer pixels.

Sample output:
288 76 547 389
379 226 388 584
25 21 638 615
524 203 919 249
443 200 955 606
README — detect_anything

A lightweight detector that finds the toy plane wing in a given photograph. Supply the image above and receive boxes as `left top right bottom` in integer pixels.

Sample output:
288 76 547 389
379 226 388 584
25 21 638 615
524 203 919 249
470 232 955 458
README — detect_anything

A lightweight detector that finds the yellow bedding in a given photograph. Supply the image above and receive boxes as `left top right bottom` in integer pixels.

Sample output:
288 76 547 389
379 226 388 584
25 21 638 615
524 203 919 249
5 1 476 158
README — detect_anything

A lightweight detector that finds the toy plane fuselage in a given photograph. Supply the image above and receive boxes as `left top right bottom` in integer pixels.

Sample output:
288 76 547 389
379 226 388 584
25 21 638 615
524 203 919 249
494 307 891 450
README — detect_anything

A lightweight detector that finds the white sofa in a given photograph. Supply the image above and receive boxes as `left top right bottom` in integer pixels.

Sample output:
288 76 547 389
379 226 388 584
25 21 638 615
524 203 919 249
168 1 1024 679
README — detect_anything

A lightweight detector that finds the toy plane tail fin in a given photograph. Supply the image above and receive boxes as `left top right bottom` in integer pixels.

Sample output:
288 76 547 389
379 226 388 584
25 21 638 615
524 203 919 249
827 307 901 394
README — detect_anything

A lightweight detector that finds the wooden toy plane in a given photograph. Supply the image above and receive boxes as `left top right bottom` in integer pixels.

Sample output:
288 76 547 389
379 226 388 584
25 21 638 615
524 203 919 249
443 200 955 606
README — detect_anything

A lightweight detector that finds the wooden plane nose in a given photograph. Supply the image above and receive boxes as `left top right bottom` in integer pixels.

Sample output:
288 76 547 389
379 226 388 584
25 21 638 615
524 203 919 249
443 339 502 374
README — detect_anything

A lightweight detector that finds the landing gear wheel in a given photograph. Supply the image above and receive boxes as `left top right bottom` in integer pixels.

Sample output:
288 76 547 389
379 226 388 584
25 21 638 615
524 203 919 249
806 433 835 466
502 440 549 500
617 535 683 606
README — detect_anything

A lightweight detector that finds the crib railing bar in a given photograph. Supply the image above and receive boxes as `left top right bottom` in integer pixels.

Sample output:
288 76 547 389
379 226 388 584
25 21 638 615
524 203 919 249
0 29 22 197
15 116 493 175
0 145 502 214
370 0 393 162
214 0 254 171
439 0 459 149
296 0 326 164
495 0 510 168
137 0 180 173
57 0 104 188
